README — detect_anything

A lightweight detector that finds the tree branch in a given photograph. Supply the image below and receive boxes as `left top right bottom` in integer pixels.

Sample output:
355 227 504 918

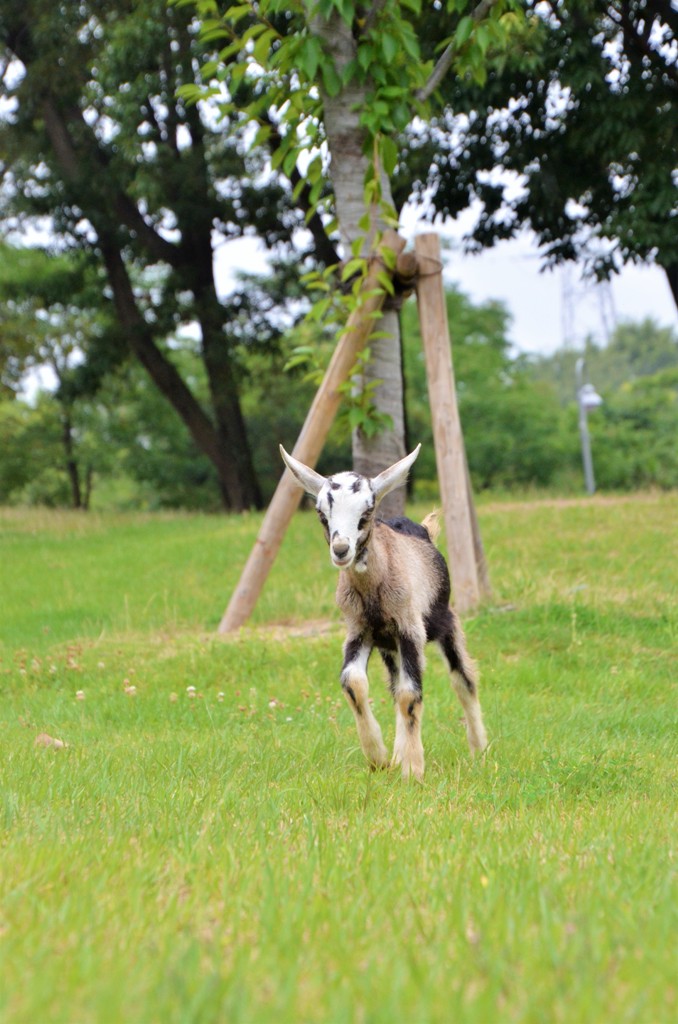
415 0 499 103
2 15 181 267
41 95 182 266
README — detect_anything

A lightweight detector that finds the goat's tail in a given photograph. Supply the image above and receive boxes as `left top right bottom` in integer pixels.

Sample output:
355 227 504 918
421 509 441 544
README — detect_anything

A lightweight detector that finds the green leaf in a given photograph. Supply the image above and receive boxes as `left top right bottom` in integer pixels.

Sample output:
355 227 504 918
252 123 272 148
381 32 399 65
178 84 211 107
242 21 268 42
400 24 420 60
348 407 364 430
297 36 323 81
379 135 399 177
216 39 244 61
308 177 324 209
226 4 254 25
333 0 356 25
379 242 397 271
321 61 343 98
475 23 491 54
357 44 374 72
283 346 315 373
341 258 367 282
455 15 474 47
379 86 408 99
200 59 220 79
351 237 365 257
282 147 300 177
376 270 395 296
253 28 276 65
305 154 322 183
341 57 360 85
357 212 372 233
472 63 488 86
363 177 380 205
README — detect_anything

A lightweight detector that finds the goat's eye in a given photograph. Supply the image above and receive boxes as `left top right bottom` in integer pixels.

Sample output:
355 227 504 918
358 514 371 531
317 511 328 527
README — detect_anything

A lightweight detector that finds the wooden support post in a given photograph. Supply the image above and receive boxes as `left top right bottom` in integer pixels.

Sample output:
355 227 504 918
414 232 481 614
218 230 407 634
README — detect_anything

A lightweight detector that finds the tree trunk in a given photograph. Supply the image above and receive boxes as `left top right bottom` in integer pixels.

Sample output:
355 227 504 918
309 9 407 517
661 262 678 311
193 285 262 510
82 465 93 511
99 240 251 510
61 407 82 509
36 87 261 512
173 96 263 510
6 2 261 514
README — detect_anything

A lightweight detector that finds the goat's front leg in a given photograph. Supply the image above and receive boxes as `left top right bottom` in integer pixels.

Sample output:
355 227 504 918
391 633 425 782
341 634 388 769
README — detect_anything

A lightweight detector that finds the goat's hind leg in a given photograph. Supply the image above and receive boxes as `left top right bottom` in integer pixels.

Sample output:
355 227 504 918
341 635 388 769
439 609 488 754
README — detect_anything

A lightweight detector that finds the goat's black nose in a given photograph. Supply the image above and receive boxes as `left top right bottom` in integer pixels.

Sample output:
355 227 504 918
332 541 350 558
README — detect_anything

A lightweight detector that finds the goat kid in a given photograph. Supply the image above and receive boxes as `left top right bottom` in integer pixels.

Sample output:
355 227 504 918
280 443 488 781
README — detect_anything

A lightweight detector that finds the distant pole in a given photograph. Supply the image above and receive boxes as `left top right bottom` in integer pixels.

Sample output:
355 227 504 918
415 232 481 614
576 358 603 495
218 230 406 634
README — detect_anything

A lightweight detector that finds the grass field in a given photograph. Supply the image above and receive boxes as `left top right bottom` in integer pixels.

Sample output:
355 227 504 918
1 494 676 1024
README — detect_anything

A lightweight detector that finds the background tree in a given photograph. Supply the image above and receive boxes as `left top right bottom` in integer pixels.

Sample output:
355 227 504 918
398 0 678 306
401 288 575 491
186 0 522 514
1 0 316 510
592 367 678 490
530 316 678 402
3 0 673 513
0 244 119 507
0 399 63 505
1 0 580 516
528 315 678 491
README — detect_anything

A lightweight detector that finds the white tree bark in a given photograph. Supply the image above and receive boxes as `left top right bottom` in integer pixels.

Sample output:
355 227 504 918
309 7 407 516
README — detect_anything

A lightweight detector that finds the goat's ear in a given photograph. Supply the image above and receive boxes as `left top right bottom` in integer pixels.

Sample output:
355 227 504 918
279 445 326 497
371 444 421 503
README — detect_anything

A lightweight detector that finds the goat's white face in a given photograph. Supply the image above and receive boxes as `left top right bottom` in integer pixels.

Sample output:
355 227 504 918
279 444 421 571
315 473 376 568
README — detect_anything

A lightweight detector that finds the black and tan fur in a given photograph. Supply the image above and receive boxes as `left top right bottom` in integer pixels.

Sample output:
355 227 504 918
280 444 488 781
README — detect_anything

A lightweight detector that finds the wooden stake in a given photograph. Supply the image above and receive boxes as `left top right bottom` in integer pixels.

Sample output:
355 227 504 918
218 230 407 634
414 232 481 614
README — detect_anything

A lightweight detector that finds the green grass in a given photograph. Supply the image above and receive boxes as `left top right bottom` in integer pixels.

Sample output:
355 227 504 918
1 494 677 1024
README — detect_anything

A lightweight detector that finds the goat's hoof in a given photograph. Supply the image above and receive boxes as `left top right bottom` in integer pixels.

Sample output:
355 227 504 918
469 732 489 756
402 764 425 783
365 746 389 771
391 755 425 783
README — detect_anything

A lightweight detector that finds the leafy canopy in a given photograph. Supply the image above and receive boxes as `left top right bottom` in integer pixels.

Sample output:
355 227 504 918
397 0 678 293
179 0 523 250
